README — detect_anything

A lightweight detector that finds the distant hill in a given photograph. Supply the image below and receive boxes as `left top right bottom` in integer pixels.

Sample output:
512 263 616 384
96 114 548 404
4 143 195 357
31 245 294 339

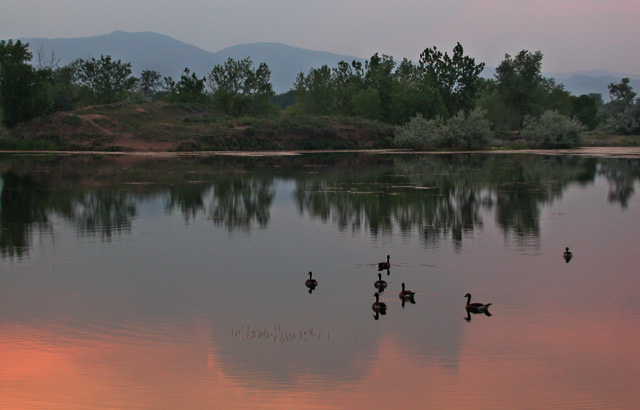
18 31 640 96
20 31 364 93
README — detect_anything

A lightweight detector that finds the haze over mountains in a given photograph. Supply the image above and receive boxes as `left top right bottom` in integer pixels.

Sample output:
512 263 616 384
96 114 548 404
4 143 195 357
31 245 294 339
19 31 640 96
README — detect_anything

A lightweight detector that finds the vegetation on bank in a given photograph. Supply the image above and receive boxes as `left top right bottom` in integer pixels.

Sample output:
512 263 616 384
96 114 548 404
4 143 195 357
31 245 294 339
0 39 639 151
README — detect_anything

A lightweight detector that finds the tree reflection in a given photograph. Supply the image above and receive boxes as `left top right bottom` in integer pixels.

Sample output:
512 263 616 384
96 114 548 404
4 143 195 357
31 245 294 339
598 158 640 208
71 190 137 239
294 155 604 249
0 171 52 257
208 175 275 232
0 153 637 257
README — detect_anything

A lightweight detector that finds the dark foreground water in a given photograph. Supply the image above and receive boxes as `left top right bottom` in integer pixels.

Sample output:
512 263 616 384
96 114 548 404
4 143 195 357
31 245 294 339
0 152 638 409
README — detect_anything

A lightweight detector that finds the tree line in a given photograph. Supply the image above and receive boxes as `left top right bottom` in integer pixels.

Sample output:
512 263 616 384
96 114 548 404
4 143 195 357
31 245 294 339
1 38 638 149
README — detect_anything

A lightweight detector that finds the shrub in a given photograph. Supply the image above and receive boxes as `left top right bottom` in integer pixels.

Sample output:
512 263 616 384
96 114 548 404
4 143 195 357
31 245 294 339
601 102 640 135
394 108 492 149
522 110 585 148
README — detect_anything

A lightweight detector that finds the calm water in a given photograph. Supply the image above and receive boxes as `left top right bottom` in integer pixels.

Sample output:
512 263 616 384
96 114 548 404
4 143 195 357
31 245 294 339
0 152 638 409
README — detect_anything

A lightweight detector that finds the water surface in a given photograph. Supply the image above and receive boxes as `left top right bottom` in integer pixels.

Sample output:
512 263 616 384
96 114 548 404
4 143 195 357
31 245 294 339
0 152 638 409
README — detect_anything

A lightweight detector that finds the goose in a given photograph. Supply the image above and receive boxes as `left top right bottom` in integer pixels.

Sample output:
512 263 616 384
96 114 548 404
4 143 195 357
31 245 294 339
372 292 387 313
399 282 415 300
563 247 573 263
378 255 391 271
464 293 491 315
305 271 318 293
374 272 388 291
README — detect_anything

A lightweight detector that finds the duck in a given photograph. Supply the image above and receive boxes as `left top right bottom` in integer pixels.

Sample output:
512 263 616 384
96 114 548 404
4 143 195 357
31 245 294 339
378 255 391 271
305 271 318 293
399 282 415 300
374 272 388 292
563 247 573 263
464 293 491 315
372 292 387 313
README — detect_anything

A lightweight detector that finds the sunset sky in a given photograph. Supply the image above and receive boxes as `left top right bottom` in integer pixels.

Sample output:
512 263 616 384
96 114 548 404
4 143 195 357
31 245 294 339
1 0 639 74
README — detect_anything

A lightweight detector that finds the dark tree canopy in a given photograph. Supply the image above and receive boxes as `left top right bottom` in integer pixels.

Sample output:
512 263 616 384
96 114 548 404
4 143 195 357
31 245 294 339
0 40 51 127
419 42 485 116
73 55 137 104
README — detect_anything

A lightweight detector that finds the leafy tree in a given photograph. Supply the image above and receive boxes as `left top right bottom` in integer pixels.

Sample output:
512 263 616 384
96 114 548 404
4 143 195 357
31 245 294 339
419 42 485 116
171 68 207 104
362 53 396 122
608 77 636 105
207 57 275 116
49 64 80 112
570 94 599 130
293 65 336 115
389 58 445 124
601 78 640 135
332 60 364 116
73 55 137 104
139 69 162 97
494 50 546 129
0 40 51 127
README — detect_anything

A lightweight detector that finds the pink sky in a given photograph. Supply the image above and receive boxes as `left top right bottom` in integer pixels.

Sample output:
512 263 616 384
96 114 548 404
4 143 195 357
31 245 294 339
1 0 639 73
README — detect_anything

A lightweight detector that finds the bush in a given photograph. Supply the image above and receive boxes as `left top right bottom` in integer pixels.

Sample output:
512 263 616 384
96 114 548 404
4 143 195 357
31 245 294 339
522 110 585 148
394 108 492 149
601 102 640 135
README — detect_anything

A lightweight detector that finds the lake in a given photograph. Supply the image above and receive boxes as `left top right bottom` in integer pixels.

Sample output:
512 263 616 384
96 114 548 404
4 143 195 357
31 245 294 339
0 151 638 409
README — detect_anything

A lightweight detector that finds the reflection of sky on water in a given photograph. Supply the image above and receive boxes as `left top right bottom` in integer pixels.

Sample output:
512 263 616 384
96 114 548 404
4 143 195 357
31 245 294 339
0 154 639 409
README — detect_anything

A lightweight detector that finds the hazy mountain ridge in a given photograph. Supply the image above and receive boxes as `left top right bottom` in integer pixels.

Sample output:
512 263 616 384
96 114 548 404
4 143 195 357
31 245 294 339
18 31 640 96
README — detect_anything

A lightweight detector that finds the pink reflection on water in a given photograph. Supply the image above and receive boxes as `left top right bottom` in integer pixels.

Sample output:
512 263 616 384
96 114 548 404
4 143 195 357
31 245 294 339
1 303 638 410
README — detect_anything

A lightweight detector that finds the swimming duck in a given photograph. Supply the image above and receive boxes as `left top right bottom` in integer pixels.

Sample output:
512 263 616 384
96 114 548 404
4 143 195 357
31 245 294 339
374 272 388 292
563 247 573 263
378 255 391 271
399 282 415 300
464 293 491 314
305 271 318 293
372 292 387 313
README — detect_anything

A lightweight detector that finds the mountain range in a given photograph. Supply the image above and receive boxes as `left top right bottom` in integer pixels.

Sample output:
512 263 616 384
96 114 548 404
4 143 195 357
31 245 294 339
18 31 640 96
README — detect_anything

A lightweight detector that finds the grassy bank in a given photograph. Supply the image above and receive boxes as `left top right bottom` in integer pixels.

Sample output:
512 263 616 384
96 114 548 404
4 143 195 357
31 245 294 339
1 102 394 152
1 101 638 152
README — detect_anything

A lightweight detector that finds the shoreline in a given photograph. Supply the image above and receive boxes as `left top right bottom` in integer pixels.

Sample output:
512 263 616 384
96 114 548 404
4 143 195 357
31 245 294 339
1 146 640 158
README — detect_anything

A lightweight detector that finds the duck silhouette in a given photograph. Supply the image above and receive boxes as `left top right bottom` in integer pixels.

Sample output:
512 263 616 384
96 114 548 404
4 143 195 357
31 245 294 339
305 271 318 293
378 255 390 272
399 282 415 300
563 247 573 263
374 272 388 292
372 292 387 316
464 293 492 319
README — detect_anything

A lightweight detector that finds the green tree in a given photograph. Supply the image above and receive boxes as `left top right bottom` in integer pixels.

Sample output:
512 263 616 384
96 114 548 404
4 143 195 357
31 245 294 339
361 53 396 122
293 65 336 115
139 69 162 97
171 68 207 104
49 64 81 112
0 40 51 127
207 57 275 116
570 94 599 130
601 78 640 135
419 42 485 116
494 50 546 129
73 55 137 104
389 58 445 124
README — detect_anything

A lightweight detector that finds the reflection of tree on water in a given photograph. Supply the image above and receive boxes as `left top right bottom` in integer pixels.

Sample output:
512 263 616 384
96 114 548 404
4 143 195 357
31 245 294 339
208 175 275 232
598 159 640 208
0 153 638 256
70 190 137 238
0 171 52 257
294 155 602 248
